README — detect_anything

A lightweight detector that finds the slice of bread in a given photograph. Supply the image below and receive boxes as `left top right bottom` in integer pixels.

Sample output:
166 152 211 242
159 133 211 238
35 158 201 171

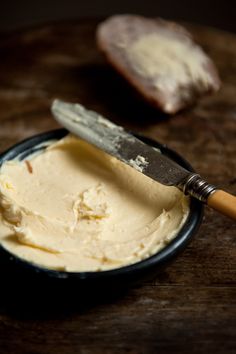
96 15 221 114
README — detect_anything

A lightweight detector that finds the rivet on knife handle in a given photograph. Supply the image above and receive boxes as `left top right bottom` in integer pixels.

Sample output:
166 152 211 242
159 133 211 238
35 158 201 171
179 173 236 220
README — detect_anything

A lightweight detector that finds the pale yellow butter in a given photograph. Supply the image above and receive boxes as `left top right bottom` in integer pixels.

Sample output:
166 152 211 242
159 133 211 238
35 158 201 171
0 135 189 272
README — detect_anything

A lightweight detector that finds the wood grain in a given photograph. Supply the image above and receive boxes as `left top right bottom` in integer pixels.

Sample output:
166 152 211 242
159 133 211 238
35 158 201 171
0 19 236 354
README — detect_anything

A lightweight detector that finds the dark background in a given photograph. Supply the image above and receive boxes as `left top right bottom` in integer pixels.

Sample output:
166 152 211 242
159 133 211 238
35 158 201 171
1 0 235 33
1 1 236 354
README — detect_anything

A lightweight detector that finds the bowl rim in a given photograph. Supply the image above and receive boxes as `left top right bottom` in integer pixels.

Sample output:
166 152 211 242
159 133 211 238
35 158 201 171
0 129 204 280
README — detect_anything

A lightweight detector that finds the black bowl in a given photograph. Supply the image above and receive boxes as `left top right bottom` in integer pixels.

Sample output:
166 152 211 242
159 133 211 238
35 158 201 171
0 129 203 297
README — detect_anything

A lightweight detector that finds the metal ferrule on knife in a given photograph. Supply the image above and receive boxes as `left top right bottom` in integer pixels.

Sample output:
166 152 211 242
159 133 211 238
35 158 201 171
178 173 217 203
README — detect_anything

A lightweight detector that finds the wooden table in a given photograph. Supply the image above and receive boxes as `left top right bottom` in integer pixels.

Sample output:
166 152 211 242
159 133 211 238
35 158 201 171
0 19 235 354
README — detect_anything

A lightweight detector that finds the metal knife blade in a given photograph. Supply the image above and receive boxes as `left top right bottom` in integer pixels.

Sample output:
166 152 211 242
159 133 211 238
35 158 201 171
51 99 191 187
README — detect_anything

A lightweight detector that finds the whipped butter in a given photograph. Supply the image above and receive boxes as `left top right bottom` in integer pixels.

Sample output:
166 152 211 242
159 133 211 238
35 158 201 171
0 135 189 272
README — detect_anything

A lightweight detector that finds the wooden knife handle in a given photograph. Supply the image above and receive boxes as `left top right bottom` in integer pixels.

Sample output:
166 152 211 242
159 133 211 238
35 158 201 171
207 190 236 220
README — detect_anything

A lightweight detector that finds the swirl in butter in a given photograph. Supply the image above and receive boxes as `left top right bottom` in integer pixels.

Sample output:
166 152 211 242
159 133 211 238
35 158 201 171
0 135 189 272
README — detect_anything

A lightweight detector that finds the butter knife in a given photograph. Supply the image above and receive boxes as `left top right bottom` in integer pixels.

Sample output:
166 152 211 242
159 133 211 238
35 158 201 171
51 99 236 220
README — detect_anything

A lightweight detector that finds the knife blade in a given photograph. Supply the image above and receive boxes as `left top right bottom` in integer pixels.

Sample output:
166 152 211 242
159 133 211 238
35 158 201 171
51 99 236 221
51 99 191 187
51 99 219 204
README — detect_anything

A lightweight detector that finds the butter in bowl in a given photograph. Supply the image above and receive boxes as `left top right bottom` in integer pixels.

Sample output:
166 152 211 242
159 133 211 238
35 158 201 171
0 102 203 288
